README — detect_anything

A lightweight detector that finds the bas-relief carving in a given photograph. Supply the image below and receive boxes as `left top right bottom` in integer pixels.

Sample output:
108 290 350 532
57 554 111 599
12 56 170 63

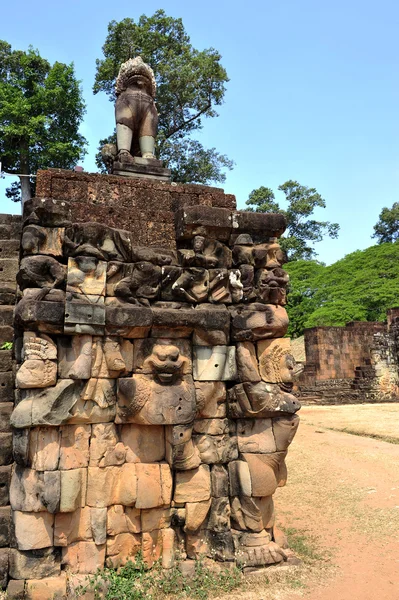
11 197 300 574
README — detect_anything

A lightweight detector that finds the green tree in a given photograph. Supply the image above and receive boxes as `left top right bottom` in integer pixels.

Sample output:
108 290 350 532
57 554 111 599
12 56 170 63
0 41 87 203
284 259 325 337
245 181 339 261
94 10 233 183
285 243 399 335
372 202 399 243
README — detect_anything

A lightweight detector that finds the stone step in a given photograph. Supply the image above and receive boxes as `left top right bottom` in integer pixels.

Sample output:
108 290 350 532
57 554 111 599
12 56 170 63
0 307 13 327
0 240 19 258
0 259 19 282
0 326 13 346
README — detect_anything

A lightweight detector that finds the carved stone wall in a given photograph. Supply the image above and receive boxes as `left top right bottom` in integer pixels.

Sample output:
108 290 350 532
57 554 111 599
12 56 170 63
295 321 399 404
6 170 300 595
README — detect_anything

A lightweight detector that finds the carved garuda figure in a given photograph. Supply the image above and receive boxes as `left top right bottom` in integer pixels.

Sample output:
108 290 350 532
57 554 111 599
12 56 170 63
103 57 158 166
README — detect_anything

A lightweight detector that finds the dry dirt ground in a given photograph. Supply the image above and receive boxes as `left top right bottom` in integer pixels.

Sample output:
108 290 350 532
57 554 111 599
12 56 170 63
220 403 399 600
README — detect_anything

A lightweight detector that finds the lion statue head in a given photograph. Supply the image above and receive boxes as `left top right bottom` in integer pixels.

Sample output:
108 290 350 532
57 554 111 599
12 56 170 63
115 56 157 97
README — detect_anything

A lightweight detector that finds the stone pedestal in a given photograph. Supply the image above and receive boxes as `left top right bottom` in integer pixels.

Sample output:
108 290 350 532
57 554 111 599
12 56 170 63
113 157 171 182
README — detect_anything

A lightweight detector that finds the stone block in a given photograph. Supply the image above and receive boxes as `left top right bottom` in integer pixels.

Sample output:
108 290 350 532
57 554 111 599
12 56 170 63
107 506 141 536
17 256 66 291
9 547 60 580
28 427 60 471
185 499 211 533
206 497 231 533
136 464 163 509
7 580 25 599
89 423 118 467
193 418 233 436
165 424 201 471
228 382 301 419
92 336 133 378
236 342 261 382
0 372 13 402
175 206 232 241
0 465 12 506
152 306 230 344
22 224 64 257
0 258 19 281
272 415 300 451
25 573 67 600
0 547 8 589
174 465 211 503
231 304 289 342
62 541 105 574
231 212 286 240
121 424 165 463
60 468 87 512
0 506 10 547
11 379 84 429
23 197 72 227
67 257 106 296
257 338 294 384
106 532 141 568
228 461 252 496
59 425 90 470
105 305 152 338
90 507 107 545
64 296 105 335
142 529 162 568
0 351 12 372
117 374 196 425
13 429 30 466
160 463 173 505
0 432 12 466
0 403 13 433
57 335 92 379
54 508 92 546
0 238 19 258
0 326 14 345
195 381 227 418
141 507 171 532
0 305 13 326
242 452 287 496
86 464 137 508
230 496 263 532
211 465 229 498
161 266 209 303
10 467 55 512
14 297 65 335
236 419 276 453
13 511 54 550
193 433 238 464
193 346 237 381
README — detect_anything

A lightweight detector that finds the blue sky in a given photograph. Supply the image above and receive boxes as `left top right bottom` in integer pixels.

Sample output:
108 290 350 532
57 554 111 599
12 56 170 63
1 0 398 264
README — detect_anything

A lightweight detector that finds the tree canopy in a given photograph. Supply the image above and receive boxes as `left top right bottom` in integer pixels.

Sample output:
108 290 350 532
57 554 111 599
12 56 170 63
94 10 233 184
245 181 339 261
0 41 87 202
372 202 399 244
285 243 399 337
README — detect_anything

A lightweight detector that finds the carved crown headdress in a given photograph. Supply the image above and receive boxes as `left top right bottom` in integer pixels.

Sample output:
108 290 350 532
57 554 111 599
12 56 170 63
115 56 157 97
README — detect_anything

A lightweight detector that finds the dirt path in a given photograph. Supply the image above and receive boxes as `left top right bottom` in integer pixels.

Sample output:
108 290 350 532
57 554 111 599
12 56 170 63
276 417 399 600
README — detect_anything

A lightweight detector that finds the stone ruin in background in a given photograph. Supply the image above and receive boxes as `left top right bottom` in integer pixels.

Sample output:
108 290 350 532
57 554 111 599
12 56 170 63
0 57 301 597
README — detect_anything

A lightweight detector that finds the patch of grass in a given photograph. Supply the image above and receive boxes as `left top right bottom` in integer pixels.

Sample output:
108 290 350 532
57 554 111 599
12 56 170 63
325 426 399 445
0 342 12 350
283 527 324 562
77 552 243 600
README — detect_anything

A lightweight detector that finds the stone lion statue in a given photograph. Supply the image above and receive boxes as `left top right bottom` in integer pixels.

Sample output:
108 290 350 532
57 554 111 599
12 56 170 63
102 56 159 169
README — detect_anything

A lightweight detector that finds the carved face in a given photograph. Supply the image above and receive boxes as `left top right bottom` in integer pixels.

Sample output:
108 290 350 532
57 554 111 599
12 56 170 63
193 236 205 253
144 344 186 384
280 353 295 384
